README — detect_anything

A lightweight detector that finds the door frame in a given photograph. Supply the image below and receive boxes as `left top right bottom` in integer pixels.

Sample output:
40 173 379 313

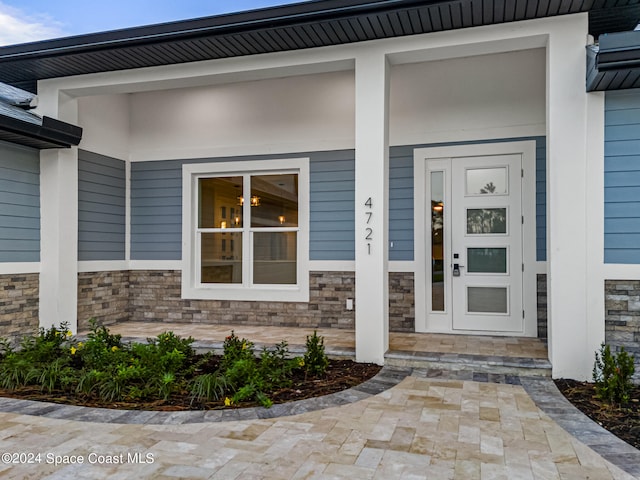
413 141 538 336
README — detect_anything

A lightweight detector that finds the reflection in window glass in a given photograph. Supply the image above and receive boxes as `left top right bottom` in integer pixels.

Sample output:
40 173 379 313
201 232 242 283
467 248 507 273
253 232 297 284
431 171 444 311
467 287 508 313
466 167 507 195
198 177 243 228
467 208 507 234
251 174 298 227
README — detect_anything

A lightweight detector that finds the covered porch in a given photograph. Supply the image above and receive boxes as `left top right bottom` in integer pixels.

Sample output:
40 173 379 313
91 322 551 378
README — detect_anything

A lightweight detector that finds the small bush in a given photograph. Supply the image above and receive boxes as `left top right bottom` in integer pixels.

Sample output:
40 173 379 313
304 331 329 377
190 373 228 402
221 331 254 370
593 343 635 405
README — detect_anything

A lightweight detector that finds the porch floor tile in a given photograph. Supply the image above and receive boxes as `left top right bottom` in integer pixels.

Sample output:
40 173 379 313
92 322 548 359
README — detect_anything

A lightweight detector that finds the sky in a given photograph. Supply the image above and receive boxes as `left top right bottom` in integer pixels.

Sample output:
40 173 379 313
0 0 307 46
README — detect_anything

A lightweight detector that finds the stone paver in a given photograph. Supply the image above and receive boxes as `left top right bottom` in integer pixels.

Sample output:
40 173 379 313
0 371 638 479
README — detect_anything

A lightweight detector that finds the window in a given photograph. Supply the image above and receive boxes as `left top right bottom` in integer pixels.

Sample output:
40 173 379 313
182 159 309 302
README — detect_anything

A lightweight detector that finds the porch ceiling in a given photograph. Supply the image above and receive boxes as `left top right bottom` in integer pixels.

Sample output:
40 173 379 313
0 0 637 94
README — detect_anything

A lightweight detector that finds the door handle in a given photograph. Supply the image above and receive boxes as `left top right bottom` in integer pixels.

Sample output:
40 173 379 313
452 263 465 277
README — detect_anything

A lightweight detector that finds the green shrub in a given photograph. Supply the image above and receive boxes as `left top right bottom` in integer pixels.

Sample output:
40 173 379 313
190 373 228 402
149 331 195 358
304 331 329 377
221 331 254 370
258 341 296 389
0 354 34 389
0 337 13 358
30 357 77 393
593 343 636 405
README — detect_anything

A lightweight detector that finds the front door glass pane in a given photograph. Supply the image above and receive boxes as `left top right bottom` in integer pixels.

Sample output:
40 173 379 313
467 208 507 234
467 248 507 273
466 167 507 195
467 287 508 313
431 171 445 311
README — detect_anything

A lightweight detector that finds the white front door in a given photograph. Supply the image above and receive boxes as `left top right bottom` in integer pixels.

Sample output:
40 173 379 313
414 141 537 336
450 154 523 332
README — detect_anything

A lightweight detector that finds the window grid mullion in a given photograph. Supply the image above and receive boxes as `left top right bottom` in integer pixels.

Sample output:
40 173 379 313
243 174 252 287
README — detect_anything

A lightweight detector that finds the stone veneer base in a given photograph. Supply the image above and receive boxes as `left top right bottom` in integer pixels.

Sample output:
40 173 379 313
605 279 640 382
77 270 549 337
0 273 39 343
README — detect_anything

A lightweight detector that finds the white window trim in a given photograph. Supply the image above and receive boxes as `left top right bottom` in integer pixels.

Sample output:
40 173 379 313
182 158 309 302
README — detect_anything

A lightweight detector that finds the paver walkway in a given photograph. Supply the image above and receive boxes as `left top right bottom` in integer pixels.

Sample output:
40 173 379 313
0 369 637 479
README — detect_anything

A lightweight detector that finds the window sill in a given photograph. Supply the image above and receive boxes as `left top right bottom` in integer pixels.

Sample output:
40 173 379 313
181 284 309 303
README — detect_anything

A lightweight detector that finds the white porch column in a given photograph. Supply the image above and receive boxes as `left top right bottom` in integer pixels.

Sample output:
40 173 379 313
546 14 603 380
38 90 79 332
354 51 389 364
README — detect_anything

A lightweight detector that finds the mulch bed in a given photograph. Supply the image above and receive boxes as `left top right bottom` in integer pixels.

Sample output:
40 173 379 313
0 359 382 412
554 379 640 449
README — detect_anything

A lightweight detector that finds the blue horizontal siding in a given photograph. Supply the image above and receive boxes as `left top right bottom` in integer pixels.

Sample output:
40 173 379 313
389 149 414 261
310 151 355 260
604 89 640 264
0 141 39 263
131 137 546 263
78 150 126 261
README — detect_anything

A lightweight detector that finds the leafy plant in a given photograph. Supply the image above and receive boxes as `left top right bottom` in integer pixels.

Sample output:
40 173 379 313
0 336 13 358
304 331 329 377
593 343 636 405
0 354 34 389
220 331 254 370
31 357 76 393
190 373 228 402
149 331 195 357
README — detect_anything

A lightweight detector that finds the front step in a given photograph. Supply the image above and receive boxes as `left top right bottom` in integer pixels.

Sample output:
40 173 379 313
385 349 552 377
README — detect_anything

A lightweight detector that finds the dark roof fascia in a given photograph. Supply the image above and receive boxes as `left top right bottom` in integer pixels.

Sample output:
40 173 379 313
587 30 640 92
0 0 442 60
0 113 83 149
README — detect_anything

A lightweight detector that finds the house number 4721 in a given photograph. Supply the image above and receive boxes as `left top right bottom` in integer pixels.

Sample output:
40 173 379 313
364 197 373 255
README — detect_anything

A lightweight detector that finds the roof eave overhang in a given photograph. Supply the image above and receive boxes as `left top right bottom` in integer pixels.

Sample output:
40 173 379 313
587 31 640 92
1 0 638 94
0 114 83 149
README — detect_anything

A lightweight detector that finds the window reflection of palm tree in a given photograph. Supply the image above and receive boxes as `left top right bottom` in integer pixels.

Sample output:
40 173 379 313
468 208 506 233
480 182 496 194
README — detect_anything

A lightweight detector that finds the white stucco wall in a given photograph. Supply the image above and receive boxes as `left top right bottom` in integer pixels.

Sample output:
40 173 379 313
78 94 130 161
128 71 355 160
390 48 546 145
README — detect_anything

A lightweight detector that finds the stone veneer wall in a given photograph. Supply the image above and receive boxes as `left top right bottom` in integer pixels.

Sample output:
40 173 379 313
77 271 130 331
605 280 640 381
389 272 415 332
78 270 547 336
128 270 357 329
537 274 547 339
0 273 39 343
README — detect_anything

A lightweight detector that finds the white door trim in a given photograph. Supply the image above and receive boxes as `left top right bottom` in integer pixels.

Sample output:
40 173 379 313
413 141 537 336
